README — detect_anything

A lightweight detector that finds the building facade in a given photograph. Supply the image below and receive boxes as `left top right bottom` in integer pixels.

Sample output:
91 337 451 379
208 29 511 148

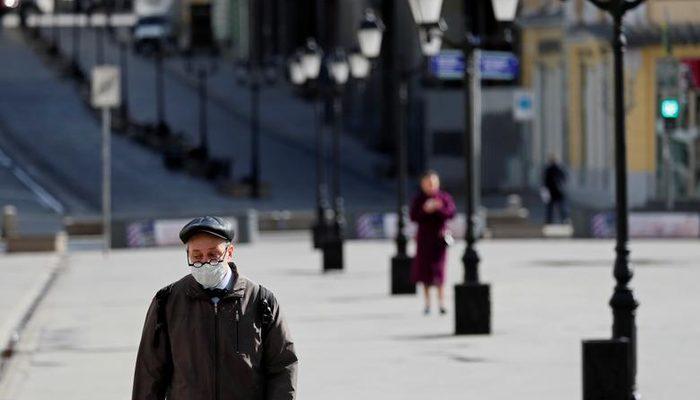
518 0 700 209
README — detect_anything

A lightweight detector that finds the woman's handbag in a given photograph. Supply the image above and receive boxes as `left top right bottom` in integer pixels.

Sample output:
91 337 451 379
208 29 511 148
440 229 454 248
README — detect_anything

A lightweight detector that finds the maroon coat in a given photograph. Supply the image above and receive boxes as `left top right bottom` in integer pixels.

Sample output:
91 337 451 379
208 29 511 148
409 190 456 286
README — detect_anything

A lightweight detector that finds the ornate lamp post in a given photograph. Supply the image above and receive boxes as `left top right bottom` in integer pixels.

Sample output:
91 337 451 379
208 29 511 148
579 1 645 399
289 10 383 271
390 13 446 296
153 44 170 137
407 0 518 333
68 0 84 79
116 26 130 128
321 11 383 271
321 48 350 271
183 49 218 161
295 38 331 250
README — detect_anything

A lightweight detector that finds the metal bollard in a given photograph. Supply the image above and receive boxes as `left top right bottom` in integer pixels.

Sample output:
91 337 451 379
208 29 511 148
2 205 18 239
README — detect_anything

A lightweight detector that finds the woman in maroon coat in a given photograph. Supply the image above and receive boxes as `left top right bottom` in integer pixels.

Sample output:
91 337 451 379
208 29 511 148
410 170 456 315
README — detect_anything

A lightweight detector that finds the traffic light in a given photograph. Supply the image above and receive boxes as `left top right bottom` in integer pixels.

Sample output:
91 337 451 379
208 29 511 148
660 98 680 120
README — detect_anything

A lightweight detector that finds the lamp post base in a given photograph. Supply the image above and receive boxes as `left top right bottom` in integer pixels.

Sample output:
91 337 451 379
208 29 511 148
322 235 344 271
311 221 330 249
582 338 635 400
391 254 415 295
454 282 491 335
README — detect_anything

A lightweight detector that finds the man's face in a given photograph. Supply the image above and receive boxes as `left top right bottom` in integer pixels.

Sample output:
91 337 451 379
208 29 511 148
186 233 234 266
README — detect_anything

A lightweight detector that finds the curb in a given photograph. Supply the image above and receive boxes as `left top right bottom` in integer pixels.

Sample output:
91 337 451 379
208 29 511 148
0 253 66 383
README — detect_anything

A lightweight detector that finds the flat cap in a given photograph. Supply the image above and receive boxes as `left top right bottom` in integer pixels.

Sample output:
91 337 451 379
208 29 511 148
179 216 235 243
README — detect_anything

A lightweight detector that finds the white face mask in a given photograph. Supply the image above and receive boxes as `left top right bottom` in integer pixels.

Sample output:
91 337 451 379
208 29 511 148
188 244 230 289
190 262 229 289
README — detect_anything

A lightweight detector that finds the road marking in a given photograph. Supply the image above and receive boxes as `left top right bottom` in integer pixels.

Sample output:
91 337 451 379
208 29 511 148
0 146 65 214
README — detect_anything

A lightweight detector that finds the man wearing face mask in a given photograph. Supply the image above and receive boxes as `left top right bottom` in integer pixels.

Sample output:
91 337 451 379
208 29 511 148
132 216 298 400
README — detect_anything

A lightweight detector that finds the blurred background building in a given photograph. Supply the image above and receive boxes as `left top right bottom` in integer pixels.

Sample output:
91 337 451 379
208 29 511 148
1 0 699 240
520 0 700 210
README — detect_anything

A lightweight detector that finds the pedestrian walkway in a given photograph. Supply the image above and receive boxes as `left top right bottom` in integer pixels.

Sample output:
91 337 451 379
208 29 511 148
0 253 59 365
0 235 697 399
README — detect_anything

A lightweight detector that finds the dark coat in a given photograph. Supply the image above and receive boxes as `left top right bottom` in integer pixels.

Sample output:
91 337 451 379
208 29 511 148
409 190 456 286
543 162 567 201
132 263 298 400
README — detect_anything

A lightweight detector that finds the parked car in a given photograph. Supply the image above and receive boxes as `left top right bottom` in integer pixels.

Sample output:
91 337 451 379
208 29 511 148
132 15 175 55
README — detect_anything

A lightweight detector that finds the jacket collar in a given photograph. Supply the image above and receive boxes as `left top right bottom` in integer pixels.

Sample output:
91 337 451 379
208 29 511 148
185 262 246 300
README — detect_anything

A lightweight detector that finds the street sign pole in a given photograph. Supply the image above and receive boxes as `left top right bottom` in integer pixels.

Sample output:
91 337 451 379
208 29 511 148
91 65 120 255
102 107 111 253
513 89 535 188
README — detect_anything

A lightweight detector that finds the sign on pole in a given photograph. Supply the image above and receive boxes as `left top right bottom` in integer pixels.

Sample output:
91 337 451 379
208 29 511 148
429 50 465 80
513 89 535 121
430 50 519 81
91 65 120 254
91 65 121 108
479 51 519 81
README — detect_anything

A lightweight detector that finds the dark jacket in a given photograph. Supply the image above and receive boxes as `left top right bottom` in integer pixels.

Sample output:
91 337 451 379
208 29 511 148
132 263 298 400
543 162 567 200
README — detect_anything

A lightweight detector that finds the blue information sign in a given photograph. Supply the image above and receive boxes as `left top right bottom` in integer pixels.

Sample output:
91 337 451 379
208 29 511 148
479 51 519 81
429 50 519 81
429 50 465 80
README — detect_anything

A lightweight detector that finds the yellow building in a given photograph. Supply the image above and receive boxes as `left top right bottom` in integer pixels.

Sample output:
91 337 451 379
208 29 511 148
518 0 700 209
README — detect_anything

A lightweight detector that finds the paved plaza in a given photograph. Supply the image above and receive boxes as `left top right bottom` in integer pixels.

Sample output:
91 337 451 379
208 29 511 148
0 235 698 399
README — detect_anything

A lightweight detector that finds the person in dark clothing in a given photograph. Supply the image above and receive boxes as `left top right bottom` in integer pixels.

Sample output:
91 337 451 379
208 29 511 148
409 170 456 315
132 216 298 400
542 155 569 224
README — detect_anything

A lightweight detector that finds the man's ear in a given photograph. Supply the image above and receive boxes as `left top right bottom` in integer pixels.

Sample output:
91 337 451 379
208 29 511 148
227 244 235 260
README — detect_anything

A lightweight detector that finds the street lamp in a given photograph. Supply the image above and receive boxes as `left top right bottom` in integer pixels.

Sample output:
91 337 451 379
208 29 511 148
328 49 350 85
93 2 105 65
357 8 384 59
348 51 371 80
232 55 279 197
418 19 447 57
68 0 85 79
153 44 170 137
407 0 444 26
578 1 645 399
291 10 383 269
46 1 60 56
302 38 323 80
491 0 519 21
183 49 218 161
288 52 307 86
407 0 519 333
389 19 444 295
115 26 130 129
298 38 332 250
322 48 349 271
246 0 262 198
325 10 384 272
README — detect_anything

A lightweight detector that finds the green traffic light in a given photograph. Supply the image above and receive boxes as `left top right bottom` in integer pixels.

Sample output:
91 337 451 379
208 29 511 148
660 98 680 119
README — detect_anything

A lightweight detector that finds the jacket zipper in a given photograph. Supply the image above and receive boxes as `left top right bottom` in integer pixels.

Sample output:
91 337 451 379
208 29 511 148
234 299 240 354
213 301 219 400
